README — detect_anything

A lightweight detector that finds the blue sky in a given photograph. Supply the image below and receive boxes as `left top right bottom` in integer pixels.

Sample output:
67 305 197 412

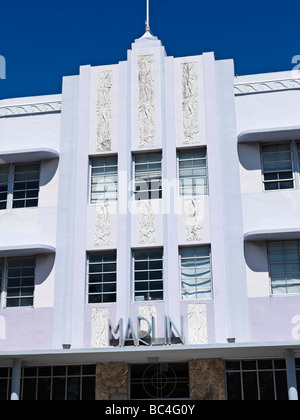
0 0 299 99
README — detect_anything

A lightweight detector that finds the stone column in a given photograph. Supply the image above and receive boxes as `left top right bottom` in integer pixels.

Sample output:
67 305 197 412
96 362 129 400
189 359 226 400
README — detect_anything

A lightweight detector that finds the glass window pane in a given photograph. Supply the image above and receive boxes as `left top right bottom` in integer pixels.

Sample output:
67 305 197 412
135 154 162 201
179 149 208 197
261 144 294 191
134 250 163 301
180 247 212 300
91 157 118 203
226 372 242 400
88 252 117 304
268 241 300 295
13 163 40 208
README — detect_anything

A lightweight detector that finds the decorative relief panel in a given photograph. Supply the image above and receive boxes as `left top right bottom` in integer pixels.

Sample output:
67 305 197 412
138 305 158 337
96 71 113 151
95 204 111 247
182 62 200 144
0 101 61 118
138 55 155 149
184 198 204 242
188 303 208 345
92 307 110 348
139 201 156 244
234 78 300 95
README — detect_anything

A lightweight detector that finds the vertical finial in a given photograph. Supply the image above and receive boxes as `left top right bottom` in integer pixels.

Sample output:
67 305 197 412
145 0 150 32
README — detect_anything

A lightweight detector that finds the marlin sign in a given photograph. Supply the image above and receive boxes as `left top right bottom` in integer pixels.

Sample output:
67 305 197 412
108 316 184 347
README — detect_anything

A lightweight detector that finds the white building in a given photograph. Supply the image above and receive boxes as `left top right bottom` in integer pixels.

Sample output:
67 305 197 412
0 25 300 400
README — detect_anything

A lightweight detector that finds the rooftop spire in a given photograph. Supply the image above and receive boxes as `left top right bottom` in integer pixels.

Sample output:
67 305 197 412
145 0 150 32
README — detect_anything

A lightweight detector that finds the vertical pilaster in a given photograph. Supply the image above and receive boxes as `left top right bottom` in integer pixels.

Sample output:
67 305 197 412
286 349 298 401
11 359 22 401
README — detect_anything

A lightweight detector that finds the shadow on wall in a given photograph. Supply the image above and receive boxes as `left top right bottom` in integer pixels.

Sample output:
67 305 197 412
35 253 56 286
244 241 268 274
238 143 261 171
40 158 59 187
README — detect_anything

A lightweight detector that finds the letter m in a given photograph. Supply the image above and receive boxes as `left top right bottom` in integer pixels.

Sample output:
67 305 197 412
108 319 123 347
0 56 6 80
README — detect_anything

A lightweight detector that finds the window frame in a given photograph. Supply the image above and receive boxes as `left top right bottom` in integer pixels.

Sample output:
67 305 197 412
87 251 117 305
225 359 288 401
177 148 209 197
0 162 40 210
179 246 213 300
90 155 118 204
267 240 300 296
133 248 164 302
133 152 163 201
0 256 36 308
260 142 300 192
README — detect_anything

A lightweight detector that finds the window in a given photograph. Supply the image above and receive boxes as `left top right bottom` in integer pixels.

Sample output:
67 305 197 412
297 143 300 169
267 241 300 295
88 252 117 304
91 156 118 203
178 149 208 196
0 365 96 401
225 360 288 400
6 257 36 307
130 363 189 400
134 153 162 200
0 368 12 401
261 144 294 191
0 166 9 210
13 164 40 208
0 260 3 306
180 247 212 299
134 249 163 301
0 163 40 209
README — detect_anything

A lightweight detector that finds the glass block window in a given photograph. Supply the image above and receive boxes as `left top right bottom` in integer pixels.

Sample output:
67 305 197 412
88 252 117 303
13 163 40 208
0 166 9 210
261 144 294 191
267 241 300 295
134 153 162 200
178 149 208 196
6 257 36 307
180 247 212 299
134 249 163 301
91 156 118 203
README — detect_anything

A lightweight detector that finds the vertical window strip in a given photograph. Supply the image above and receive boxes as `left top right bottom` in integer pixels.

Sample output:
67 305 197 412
267 241 300 295
297 143 300 171
88 252 117 304
261 143 294 191
180 246 212 299
91 156 118 203
6 257 36 307
178 149 208 196
134 153 162 201
134 249 164 302
0 166 9 210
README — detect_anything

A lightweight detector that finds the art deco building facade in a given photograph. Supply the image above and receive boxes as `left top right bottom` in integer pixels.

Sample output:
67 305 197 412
0 30 300 400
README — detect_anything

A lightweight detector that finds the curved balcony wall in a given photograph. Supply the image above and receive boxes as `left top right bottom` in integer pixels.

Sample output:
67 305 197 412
0 96 61 158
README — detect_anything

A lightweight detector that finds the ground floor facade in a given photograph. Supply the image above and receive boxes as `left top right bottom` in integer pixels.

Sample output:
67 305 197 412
2 345 300 400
